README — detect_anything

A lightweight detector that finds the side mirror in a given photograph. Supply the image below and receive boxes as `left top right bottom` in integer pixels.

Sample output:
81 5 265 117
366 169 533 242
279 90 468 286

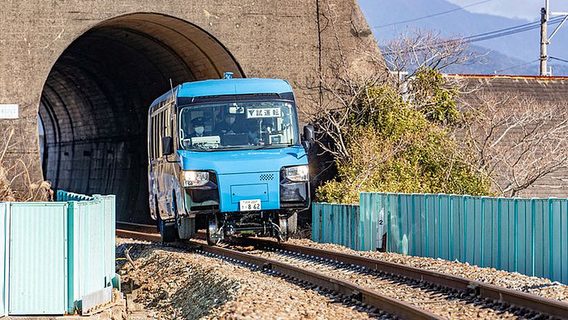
303 125 315 142
302 125 315 151
162 136 174 156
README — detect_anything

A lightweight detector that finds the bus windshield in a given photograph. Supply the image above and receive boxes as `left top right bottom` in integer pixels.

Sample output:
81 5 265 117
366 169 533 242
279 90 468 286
179 100 299 151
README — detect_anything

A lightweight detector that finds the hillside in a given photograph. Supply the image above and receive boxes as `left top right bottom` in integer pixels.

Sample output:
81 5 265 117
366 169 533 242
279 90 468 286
359 0 568 75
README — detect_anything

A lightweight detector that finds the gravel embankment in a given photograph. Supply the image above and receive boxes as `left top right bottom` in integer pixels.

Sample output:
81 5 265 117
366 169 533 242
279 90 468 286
116 238 379 319
288 239 568 302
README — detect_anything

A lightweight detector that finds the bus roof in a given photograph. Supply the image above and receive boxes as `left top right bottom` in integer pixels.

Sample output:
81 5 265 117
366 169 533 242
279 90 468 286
177 78 293 98
150 78 294 108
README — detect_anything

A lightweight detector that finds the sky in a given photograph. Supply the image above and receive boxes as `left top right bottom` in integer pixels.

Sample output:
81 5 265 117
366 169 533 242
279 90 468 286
446 0 568 21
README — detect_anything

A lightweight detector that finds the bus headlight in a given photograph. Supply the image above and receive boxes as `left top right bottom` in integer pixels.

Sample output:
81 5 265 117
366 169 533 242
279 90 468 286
183 171 209 187
281 182 308 202
283 165 309 182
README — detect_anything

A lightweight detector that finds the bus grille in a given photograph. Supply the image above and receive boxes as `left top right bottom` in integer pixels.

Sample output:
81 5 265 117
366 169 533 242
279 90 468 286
259 174 275 181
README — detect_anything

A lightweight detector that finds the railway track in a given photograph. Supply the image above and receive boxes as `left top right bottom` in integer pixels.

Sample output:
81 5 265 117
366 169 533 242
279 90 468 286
116 229 568 319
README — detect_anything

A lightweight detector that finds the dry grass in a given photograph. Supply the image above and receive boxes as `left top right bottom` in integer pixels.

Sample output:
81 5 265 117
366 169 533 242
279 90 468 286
0 126 52 202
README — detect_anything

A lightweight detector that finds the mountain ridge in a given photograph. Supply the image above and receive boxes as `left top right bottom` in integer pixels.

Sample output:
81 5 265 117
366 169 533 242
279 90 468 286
359 0 568 75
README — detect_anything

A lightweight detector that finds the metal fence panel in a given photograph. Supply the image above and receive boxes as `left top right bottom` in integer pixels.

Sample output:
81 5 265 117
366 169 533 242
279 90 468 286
555 200 568 283
9 203 67 315
71 201 104 306
0 192 116 316
311 203 321 243
69 196 115 312
56 190 94 202
313 192 568 284
0 203 7 317
360 194 375 251
311 203 360 250
100 195 116 288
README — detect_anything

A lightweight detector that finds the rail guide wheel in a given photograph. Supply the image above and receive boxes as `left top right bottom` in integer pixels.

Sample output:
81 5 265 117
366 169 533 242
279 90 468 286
277 214 289 242
158 218 178 243
207 213 224 246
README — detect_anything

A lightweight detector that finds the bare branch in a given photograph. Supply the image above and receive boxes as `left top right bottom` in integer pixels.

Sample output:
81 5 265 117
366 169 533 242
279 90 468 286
460 92 568 197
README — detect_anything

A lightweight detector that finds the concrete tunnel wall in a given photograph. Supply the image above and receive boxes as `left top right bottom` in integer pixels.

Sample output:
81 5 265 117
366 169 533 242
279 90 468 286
0 1 383 225
39 14 244 224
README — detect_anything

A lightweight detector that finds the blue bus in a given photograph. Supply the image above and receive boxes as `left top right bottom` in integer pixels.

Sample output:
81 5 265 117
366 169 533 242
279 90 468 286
148 73 313 244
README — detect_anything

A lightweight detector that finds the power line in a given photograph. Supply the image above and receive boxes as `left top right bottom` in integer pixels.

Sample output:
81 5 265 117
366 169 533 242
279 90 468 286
550 56 568 63
381 16 565 56
462 19 542 40
373 0 494 29
461 16 563 43
494 59 540 73
466 22 548 43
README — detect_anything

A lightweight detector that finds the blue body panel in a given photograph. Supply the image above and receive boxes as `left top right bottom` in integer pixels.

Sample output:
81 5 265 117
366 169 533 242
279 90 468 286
179 146 307 212
178 78 293 98
151 78 294 107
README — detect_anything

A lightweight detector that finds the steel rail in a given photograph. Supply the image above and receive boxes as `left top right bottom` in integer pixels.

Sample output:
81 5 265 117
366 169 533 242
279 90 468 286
238 237 568 320
116 229 440 320
117 229 161 242
116 222 158 234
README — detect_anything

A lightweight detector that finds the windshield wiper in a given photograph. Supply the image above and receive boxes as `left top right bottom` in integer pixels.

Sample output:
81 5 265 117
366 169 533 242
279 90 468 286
251 144 296 150
190 144 214 152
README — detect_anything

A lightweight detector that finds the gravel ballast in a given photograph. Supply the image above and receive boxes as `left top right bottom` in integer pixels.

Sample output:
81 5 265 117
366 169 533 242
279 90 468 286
116 236 568 319
288 239 568 302
251 248 520 319
116 238 376 319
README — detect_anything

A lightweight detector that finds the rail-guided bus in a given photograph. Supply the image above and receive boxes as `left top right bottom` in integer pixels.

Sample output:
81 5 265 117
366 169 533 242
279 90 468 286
147 73 313 244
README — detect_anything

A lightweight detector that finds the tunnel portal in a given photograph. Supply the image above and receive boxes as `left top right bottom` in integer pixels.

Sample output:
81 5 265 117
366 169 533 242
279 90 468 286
38 13 244 225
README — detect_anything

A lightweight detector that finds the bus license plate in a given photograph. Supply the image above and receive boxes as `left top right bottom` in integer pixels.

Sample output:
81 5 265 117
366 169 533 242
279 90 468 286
240 199 261 211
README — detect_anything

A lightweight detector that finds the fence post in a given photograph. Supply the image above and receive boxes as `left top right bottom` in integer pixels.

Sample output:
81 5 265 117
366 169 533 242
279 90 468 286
66 201 75 314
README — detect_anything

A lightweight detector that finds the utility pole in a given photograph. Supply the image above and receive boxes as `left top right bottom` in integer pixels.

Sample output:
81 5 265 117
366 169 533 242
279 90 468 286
540 3 548 76
540 0 568 76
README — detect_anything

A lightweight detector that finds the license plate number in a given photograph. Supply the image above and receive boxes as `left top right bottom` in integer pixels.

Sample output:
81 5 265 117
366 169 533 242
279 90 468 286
240 199 261 211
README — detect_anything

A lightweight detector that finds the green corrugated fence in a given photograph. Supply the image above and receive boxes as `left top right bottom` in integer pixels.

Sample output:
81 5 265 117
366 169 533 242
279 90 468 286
312 192 568 284
312 203 361 250
56 190 94 202
0 191 117 316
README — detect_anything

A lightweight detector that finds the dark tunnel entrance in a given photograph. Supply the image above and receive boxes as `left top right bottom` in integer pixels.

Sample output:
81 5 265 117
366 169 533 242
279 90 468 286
39 13 244 225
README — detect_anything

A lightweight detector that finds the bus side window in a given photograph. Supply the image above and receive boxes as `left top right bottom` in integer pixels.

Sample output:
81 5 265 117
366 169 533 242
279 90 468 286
150 103 174 160
154 113 161 159
158 111 163 158
164 107 170 141
148 117 153 160
152 115 159 159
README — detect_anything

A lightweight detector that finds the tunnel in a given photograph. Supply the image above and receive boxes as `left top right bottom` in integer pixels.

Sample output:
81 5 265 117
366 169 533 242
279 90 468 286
38 13 244 226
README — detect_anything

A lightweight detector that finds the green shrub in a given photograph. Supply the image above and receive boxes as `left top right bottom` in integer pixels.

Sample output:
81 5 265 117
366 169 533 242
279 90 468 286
316 72 491 204
411 68 461 126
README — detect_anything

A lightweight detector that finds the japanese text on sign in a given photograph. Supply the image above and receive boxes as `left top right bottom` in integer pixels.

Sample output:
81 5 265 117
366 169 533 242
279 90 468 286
0 104 18 119
246 108 281 119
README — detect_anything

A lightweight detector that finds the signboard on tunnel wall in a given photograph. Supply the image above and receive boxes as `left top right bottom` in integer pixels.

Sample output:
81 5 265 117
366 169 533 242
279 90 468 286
0 104 18 119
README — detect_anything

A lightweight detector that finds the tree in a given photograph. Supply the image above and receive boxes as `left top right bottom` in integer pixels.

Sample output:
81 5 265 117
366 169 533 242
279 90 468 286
383 30 472 84
306 30 473 161
302 27 493 203
460 93 568 197
315 77 491 204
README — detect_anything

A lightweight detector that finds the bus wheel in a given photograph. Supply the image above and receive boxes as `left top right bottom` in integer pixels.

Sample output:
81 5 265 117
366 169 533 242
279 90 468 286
206 214 223 246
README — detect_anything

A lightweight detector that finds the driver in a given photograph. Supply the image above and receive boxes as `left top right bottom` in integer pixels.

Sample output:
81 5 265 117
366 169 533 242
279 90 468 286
215 113 242 135
190 117 206 137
